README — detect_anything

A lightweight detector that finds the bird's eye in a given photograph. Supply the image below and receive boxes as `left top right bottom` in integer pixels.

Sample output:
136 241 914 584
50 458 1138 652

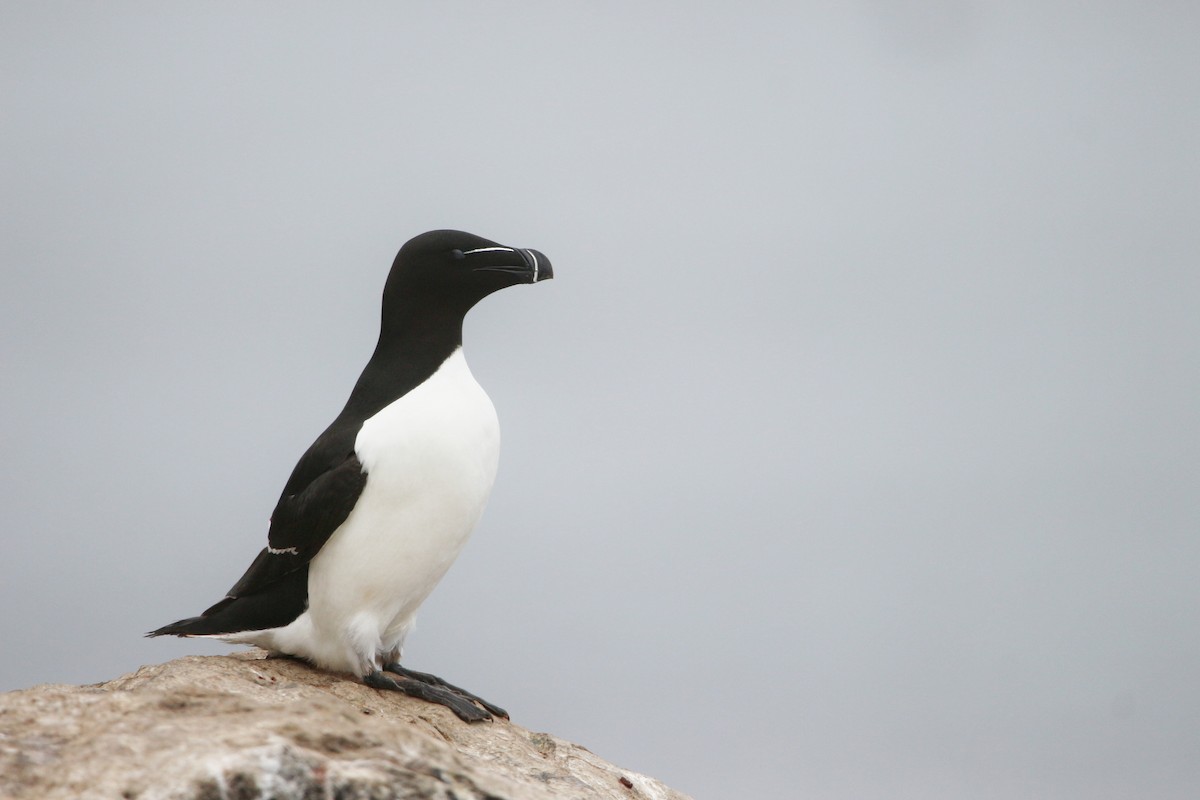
451 249 465 261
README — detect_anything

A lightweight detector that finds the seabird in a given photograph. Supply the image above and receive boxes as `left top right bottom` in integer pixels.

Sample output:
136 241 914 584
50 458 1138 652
149 230 553 721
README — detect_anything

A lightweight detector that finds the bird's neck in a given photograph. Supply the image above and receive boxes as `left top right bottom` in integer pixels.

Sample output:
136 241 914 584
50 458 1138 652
377 299 465 360
338 297 467 424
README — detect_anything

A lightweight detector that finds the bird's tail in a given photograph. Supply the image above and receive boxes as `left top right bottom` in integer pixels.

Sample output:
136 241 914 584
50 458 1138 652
145 598 238 638
146 567 308 638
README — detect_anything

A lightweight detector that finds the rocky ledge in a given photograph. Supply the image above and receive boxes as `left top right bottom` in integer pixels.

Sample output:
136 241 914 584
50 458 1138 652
0 652 690 800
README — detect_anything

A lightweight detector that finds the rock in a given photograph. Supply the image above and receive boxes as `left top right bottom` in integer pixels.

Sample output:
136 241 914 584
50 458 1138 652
0 652 690 800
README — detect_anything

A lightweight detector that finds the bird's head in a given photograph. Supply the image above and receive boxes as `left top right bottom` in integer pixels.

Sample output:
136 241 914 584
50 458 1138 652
383 229 553 316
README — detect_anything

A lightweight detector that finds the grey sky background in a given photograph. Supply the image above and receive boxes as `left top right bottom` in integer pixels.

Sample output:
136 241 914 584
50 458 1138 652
2 3 1198 798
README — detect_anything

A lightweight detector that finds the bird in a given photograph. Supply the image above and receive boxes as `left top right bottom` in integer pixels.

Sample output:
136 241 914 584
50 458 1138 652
149 229 552 722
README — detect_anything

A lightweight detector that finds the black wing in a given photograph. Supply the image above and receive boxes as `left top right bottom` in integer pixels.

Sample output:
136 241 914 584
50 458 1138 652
223 447 368 598
222 414 369 597
148 424 367 636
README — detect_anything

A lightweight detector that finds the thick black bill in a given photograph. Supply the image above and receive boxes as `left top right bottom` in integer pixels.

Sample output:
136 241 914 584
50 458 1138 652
471 246 553 283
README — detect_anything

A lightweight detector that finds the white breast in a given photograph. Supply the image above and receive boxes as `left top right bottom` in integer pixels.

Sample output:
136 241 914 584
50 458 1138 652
262 347 500 675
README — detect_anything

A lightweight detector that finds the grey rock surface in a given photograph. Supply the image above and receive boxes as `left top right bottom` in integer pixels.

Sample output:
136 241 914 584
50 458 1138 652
0 652 691 800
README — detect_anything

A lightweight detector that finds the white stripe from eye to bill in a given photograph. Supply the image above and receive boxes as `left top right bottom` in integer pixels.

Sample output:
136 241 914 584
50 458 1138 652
462 246 515 255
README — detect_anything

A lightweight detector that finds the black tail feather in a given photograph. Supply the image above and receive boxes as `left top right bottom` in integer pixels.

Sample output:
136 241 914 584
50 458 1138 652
145 566 309 638
146 614 215 637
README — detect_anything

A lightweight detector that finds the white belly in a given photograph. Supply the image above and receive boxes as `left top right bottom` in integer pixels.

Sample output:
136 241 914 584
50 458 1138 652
255 348 499 675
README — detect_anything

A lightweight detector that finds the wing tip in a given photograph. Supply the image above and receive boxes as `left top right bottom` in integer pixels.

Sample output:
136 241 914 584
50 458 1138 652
145 617 204 638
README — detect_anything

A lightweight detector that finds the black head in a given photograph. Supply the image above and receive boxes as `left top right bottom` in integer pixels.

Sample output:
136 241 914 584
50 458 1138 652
382 229 553 319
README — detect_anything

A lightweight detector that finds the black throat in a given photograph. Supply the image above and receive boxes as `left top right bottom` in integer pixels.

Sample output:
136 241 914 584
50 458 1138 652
339 291 468 426
275 286 474 500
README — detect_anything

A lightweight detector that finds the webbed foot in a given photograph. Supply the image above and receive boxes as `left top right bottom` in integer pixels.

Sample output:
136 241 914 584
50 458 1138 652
382 662 509 720
364 670 493 722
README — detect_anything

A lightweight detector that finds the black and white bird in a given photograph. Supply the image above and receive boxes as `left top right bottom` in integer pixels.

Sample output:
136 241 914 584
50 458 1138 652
150 230 552 721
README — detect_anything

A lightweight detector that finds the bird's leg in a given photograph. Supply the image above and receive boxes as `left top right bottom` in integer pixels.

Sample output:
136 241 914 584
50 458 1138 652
383 662 509 720
364 670 492 722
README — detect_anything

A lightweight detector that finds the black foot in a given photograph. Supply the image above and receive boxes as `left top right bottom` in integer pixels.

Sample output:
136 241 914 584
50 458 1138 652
364 670 493 722
383 663 509 720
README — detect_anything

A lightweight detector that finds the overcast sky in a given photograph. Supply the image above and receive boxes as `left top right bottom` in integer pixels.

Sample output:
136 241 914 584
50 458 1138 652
2 3 1198 799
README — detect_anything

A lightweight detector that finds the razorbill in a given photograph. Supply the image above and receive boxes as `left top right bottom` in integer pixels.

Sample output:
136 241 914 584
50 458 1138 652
149 230 552 722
